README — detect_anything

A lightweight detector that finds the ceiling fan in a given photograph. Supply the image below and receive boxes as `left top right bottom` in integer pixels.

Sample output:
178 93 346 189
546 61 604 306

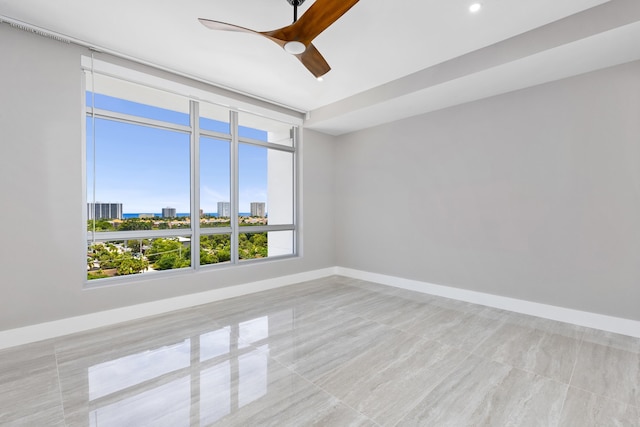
199 0 360 78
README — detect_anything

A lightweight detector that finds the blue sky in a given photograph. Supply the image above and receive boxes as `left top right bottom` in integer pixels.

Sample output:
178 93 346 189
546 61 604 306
87 93 267 214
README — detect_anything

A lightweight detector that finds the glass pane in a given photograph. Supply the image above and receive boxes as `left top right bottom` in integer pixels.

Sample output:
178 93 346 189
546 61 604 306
87 236 192 280
238 144 293 226
87 74 189 126
86 117 190 230
238 111 295 147
199 234 231 266
238 232 268 260
238 230 293 260
267 230 294 257
199 102 231 134
238 143 267 226
200 137 231 227
266 150 294 225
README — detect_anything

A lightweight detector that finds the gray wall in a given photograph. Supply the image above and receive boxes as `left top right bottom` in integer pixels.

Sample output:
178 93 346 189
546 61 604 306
0 25 336 331
335 60 640 321
2 20 639 331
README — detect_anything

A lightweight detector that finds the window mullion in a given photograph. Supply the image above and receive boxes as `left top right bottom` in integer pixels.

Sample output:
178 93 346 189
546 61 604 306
230 111 239 265
190 100 200 271
91 108 191 134
293 126 299 256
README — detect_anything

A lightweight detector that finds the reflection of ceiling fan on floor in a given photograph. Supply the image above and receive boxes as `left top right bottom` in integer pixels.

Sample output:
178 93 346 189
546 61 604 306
199 0 360 78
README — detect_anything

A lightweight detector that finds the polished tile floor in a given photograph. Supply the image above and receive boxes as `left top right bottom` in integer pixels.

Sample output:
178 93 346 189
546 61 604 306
2 276 639 426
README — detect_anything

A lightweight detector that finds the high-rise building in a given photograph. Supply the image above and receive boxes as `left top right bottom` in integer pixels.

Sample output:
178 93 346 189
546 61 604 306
250 202 266 217
162 207 176 218
217 202 230 217
87 203 123 220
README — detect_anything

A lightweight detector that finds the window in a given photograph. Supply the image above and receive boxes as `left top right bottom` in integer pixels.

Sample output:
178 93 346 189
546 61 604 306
85 69 298 283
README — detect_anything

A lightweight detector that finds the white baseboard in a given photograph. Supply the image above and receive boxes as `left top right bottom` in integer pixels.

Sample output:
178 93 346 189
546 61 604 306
0 267 336 350
335 267 640 338
3 266 639 350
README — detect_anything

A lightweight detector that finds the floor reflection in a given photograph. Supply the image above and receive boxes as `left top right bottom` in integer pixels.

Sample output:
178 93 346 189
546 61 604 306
90 375 191 426
78 311 286 426
88 338 191 400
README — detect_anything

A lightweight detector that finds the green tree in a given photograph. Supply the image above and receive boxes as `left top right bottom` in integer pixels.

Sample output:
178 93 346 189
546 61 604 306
119 219 152 231
87 242 148 279
87 270 110 280
87 219 115 231
125 239 148 254
116 254 149 275
146 238 190 270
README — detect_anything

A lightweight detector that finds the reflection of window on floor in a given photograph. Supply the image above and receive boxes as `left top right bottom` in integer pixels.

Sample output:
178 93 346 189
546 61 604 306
239 316 269 348
88 338 191 400
85 316 273 426
90 376 191 427
200 326 231 361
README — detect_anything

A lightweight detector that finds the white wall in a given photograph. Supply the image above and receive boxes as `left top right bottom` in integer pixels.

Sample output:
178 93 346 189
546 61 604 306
0 25 336 331
334 60 640 321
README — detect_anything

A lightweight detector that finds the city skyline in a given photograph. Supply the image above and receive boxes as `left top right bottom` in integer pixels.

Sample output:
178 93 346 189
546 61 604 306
86 202 267 219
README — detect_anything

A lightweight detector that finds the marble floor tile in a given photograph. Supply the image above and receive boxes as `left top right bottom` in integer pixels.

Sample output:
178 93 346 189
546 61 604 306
0 341 65 426
205 359 376 427
581 328 640 354
558 387 640 427
55 309 220 365
399 355 568 426
474 321 582 383
402 304 505 352
313 285 390 310
214 300 373 362
316 333 469 426
571 341 640 408
339 278 404 297
275 318 390 382
388 286 442 305
4 275 639 426
328 291 432 326
505 313 586 340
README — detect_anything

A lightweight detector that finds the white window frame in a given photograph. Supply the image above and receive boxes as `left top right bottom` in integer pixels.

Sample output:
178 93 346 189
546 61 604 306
82 56 301 285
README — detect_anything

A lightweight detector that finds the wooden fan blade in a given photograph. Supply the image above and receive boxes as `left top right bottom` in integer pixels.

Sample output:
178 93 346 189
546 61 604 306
198 16 334 77
295 43 330 78
267 0 359 45
198 18 259 36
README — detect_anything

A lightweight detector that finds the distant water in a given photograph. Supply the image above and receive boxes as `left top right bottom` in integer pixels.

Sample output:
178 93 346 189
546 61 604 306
123 213 251 218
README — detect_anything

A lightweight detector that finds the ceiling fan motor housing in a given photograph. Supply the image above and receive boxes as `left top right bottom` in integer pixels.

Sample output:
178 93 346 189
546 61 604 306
286 0 307 5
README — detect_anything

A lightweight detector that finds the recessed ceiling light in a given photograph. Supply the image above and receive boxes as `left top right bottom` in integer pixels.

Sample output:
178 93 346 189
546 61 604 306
316 76 324 82
469 3 482 13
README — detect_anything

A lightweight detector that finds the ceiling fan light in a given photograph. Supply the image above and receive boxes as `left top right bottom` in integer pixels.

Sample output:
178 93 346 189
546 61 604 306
284 41 306 54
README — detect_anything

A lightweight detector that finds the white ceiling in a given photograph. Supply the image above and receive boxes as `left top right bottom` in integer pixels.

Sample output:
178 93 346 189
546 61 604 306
1 0 640 135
